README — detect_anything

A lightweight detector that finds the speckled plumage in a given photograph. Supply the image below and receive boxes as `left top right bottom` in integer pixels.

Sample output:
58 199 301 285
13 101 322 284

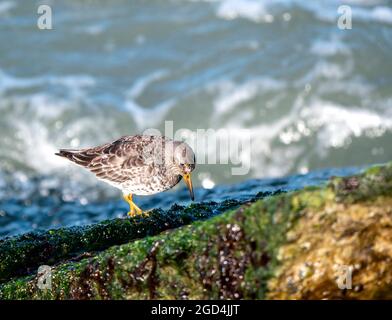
56 135 196 196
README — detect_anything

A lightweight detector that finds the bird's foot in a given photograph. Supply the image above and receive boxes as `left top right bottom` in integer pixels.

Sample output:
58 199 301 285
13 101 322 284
127 209 150 218
124 194 144 218
127 210 136 218
127 204 144 218
127 211 150 219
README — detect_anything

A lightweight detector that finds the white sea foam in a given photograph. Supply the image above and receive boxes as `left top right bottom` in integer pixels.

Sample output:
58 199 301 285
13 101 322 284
14 118 64 172
218 118 300 178
0 1 15 15
317 78 374 98
193 82 298 176
296 60 353 88
216 0 273 23
81 23 107 35
310 35 351 57
124 70 175 129
210 77 286 116
215 0 392 25
208 0 392 25
236 103 390 177
0 69 40 92
299 1 392 25
200 71 392 178
0 69 95 95
192 0 392 26
0 70 102 174
1 95 74 173
127 70 169 99
354 6 392 24
0 67 177 174
343 0 384 5
47 75 96 90
124 99 176 130
302 101 392 158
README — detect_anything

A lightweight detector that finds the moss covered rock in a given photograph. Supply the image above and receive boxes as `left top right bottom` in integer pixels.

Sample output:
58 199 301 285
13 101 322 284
0 163 391 300
0 199 251 284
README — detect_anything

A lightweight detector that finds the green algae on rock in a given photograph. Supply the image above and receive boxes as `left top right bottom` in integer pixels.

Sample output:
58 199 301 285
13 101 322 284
0 162 391 299
0 196 274 284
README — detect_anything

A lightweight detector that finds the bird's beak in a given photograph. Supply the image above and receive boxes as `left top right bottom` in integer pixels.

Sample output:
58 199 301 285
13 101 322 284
182 173 194 201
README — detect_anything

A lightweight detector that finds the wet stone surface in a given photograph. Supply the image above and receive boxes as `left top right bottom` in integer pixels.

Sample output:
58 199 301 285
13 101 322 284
1 163 391 299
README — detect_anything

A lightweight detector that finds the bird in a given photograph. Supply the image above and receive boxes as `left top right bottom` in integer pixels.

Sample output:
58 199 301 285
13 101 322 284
55 135 196 217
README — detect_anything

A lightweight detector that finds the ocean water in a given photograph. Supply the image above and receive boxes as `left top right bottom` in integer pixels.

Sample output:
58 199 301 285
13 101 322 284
0 0 391 236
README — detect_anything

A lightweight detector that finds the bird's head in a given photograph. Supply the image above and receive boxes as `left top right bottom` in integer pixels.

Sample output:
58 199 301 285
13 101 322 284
170 141 196 201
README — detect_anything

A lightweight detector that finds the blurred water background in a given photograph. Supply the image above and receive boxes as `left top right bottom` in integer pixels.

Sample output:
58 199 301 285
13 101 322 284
0 0 391 237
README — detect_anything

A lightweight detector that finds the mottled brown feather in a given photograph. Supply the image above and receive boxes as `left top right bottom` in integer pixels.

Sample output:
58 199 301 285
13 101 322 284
56 135 168 185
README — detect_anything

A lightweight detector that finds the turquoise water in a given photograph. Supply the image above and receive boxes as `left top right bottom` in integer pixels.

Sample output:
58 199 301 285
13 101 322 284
0 0 391 236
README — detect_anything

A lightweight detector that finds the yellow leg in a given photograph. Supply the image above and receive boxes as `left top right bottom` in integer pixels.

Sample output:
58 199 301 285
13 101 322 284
123 194 143 217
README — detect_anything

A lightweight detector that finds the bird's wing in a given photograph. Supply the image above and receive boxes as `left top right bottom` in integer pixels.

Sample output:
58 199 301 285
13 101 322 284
57 135 167 183
87 154 144 183
86 135 161 183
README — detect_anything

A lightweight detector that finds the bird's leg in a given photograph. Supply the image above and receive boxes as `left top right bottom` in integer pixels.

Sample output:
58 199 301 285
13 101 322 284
123 194 143 217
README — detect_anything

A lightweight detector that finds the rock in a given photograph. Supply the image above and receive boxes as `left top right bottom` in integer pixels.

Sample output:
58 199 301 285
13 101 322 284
0 199 254 284
0 162 391 299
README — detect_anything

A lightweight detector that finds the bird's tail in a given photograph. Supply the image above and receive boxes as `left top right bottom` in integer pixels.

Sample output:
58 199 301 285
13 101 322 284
55 149 95 167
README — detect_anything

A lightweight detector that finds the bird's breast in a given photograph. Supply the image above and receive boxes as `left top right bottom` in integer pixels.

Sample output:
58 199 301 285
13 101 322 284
121 169 181 196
